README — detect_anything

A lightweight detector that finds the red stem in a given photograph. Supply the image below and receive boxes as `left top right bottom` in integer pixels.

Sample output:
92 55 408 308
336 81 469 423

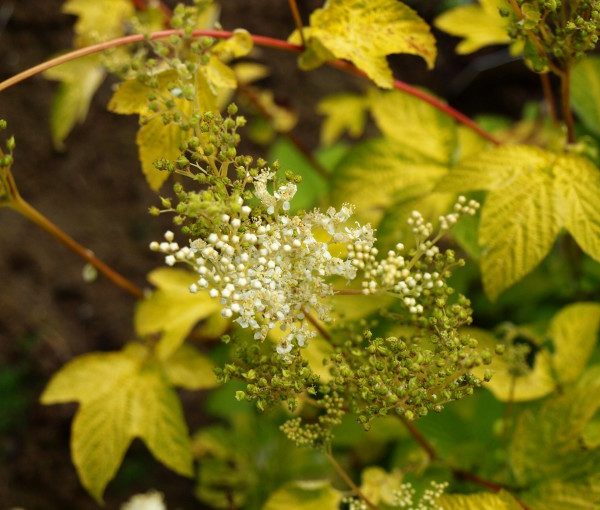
0 29 500 145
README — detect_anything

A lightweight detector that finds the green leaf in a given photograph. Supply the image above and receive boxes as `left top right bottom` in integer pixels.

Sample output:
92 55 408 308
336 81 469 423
44 56 104 150
293 0 436 88
42 345 193 501
163 344 218 390
510 366 600 486
550 302 600 384
553 154 600 263
135 268 222 360
479 165 560 301
268 137 328 212
571 56 600 137
63 0 134 46
263 480 342 510
438 490 522 510
317 93 368 146
434 0 511 55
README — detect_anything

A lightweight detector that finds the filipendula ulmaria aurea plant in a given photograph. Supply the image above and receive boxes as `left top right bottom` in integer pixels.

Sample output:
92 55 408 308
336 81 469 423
2 0 595 508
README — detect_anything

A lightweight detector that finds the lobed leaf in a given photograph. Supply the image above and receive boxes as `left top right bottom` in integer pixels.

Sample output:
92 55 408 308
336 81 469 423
293 0 436 88
434 0 511 55
317 93 369 146
135 268 222 360
438 490 522 510
44 56 105 150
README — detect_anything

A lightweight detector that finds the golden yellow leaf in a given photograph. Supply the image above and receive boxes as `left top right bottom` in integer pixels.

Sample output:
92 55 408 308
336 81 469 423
293 0 436 88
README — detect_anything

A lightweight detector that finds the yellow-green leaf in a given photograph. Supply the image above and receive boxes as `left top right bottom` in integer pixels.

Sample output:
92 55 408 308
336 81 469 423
522 477 600 510
436 145 554 194
470 328 556 401
550 302 600 384
300 337 333 383
369 88 456 162
163 344 218 390
212 29 254 60
330 138 449 226
44 56 105 150
63 0 134 46
434 0 511 55
294 0 436 88
42 345 193 501
479 161 560 301
438 490 522 510
360 467 404 507
40 345 144 406
317 93 368 146
130 365 193 477
71 378 135 502
510 366 600 486
571 56 600 137
263 480 342 510
135 268 221 359
553 154 600 263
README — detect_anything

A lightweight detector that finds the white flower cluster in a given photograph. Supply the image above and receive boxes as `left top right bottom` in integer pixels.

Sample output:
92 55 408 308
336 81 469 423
353 197 480 316
152 170 375 354
151 170 479 353
394 481 447 510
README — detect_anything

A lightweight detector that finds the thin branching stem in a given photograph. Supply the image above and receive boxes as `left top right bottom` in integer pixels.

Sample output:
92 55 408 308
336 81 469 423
325 449 376 509
8 196 144 299
540 73 558 122
560 65 576 143
0 29 501 145
288 0 306 47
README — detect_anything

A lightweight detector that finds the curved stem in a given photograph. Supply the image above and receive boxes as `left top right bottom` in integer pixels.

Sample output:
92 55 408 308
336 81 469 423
0 29 500 145
9 196 144 299
325 450 376 509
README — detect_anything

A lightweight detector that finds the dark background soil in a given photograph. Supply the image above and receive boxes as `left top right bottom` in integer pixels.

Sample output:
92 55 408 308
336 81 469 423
0 1 537 508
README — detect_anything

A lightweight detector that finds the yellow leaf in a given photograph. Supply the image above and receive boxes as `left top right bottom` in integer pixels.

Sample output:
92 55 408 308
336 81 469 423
317 93 368 146
330 138 449 226
212 29 254 60
434 0 511 55
163 344 219 390
206 56 238 92
300 337 334 383
550 302 600 384
44 55 105 150
233 62 270 84
263 480 342 510
470 328 556 401
369 88 457 162
480 166 560 300
136 116 183 190
438 490 522 510
294 0 436 88
135 268 221 359
129 365 193 477
436 144 553 193
360 467 404 506
42 345 193 501
71 378 135 502
63 0 134 46
553 154 600 263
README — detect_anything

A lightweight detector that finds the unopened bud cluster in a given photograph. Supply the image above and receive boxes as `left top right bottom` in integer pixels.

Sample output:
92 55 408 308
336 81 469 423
502 0 600 70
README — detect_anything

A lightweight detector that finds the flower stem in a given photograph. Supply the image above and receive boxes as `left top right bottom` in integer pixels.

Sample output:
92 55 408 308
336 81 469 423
325 450 376 509
540 73 558 123
560 65 576 143
9 196 144 299
0 29 500 145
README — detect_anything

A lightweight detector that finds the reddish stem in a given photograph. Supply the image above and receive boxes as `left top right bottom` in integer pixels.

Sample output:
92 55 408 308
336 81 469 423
0 29 500 144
